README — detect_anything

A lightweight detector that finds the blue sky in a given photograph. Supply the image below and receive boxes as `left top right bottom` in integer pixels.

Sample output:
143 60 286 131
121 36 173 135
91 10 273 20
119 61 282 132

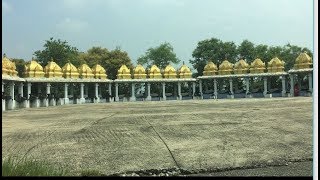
2 0 313 70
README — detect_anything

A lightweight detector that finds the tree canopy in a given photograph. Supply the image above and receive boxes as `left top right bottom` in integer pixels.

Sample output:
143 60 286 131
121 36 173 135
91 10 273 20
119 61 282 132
137 42 180 69
34 37 83 67
190 38 313 75
78 46 132 80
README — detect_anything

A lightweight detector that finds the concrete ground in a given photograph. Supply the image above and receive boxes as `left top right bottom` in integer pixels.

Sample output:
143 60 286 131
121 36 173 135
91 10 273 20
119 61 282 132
2 97 313 176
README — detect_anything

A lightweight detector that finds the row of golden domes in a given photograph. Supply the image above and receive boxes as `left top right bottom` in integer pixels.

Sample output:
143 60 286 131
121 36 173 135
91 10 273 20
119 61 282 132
117 63 192 79
2 52 312 78
19 59 106 79
203 52 312 75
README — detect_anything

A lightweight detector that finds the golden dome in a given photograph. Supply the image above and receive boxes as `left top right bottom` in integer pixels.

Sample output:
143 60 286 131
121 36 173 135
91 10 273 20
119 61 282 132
218 60 233 75
267 57 284 73
164 64 177 78
294 52 312 69
62 62 79 78
178 64 192 78
117 64 131 79
250 58 265 73
92 64 107 79
2 54 14 76
78 64 94 79
234 59 249 74
203 61 218 76
149 65 162 79
133 64 146 79
24 60 44 78
44 60 63 78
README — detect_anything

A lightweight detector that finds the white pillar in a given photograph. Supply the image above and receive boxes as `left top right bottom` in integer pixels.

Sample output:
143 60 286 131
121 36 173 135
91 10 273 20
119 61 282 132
281 76 286 97
26 83 31 108
192 82 196 99
46 83 51 94
64 83 69 104
8 82 15 110
80 83 85 104
19 83 24 96
229 78 233 94
108 83 113 102
263 77 268 95
146 83 151 101
308 73 313 94
290 74 294 96
95 83 100 103
177 82 182 100
199 80 203 99
115 83 119 102
162 82 166 101
214 79 218 99
130 83 136 101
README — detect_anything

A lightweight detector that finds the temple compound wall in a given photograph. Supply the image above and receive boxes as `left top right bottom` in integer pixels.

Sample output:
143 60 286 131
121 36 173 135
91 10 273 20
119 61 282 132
2 52 313 111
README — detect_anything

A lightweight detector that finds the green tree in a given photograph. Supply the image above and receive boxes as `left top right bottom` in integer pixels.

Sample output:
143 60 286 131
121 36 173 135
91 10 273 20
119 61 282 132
78 47 109 67
11 58 26 77
190 38 237 75
237 40 255 63
106 47 133 80
78 46 132 80
34 37 83 67
253 44 269 62
137 42 180 69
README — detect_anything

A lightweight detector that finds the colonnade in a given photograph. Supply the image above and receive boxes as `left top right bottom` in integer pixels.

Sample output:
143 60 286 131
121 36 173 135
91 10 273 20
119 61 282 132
2 72 313 112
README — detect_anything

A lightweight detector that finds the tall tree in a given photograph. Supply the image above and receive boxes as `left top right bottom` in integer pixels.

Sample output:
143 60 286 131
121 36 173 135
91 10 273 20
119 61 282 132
34 37 83 67
11 58 26 77
237 40 255 63
190 38 237 75
253 44 269 63
106 47 133 80
78 47 109 67
137 42 180 69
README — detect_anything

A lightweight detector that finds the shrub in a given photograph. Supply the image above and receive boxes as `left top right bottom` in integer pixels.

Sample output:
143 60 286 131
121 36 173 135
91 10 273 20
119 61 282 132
2 157 67 176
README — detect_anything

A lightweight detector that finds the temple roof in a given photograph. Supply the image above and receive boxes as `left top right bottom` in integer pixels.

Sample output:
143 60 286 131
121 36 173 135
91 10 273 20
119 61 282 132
250 58 265 68
44 60 62 72
134 64 146 74
79 64 93 74
149 65 161 73
2 54 13 72
2 54 18 76
234 59 249 69
25 60 43 71
117 64 130 74
295 52 312 64
179 64 191 74
204 61 218 71
62 62 78 72
164 64 176 73
268 57 285 67
78 64 94 78
219 60 233 70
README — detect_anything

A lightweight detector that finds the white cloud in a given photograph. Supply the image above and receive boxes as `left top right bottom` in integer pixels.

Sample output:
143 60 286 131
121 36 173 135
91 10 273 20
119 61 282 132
56 18 89 33
2 1 12 14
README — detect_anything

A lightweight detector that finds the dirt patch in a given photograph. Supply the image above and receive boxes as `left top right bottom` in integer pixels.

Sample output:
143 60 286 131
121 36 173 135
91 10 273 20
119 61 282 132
2 97 313 175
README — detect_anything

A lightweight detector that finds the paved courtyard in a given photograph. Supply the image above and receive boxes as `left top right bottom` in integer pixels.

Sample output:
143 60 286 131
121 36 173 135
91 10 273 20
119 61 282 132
2 97 313 176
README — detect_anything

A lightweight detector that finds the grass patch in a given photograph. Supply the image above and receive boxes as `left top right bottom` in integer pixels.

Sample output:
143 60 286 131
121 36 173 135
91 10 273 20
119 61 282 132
2 156 68 176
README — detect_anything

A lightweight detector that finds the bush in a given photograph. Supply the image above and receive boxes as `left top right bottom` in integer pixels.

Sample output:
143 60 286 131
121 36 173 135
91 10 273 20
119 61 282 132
2 157 67 176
